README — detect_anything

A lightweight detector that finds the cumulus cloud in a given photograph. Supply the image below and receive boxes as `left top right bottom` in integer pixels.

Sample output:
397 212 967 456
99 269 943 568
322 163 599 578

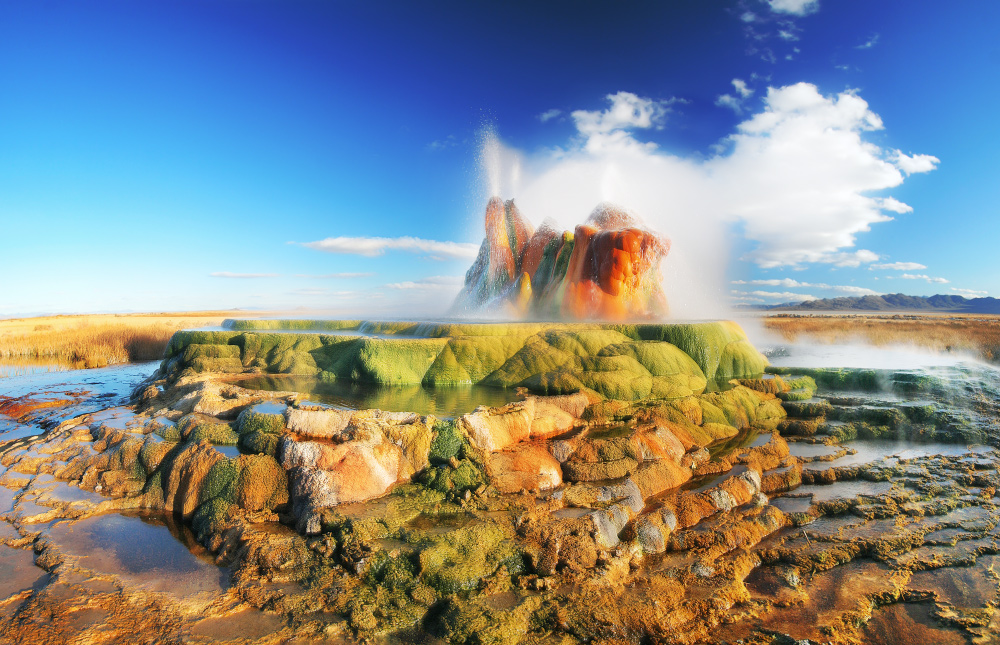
768 0 819 16
901 273 950 284
731 279 879 295
892 150 940 175
856 33 879 49
571 92 679 153
733 290 818 301
538 109 562 123
716 79 755 113
732 79 754 98
294 272 375 279
301 236 479 260
385 275 464 290
710 83 916 268
210 272 278 279
869 262 926 271
951 287 989 296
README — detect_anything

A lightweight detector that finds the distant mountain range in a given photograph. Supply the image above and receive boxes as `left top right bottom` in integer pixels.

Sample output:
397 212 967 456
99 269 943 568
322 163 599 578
753 293 1000 313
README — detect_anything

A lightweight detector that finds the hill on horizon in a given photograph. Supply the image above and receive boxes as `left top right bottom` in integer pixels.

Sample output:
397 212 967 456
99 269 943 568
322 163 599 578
757 293 1000 314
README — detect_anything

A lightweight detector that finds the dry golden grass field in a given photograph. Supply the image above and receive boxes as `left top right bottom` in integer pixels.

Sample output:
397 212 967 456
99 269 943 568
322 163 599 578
762 313 1000 363
3 310 999 373
0 311 262 369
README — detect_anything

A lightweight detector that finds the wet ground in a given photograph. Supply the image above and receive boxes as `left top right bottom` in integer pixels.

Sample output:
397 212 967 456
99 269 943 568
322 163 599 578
2 345 1000 644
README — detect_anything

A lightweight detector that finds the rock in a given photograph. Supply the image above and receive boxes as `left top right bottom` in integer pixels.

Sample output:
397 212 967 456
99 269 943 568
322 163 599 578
531 392 590 418
488 443 562 494
455 200 670 320
285 408 352 439
452 197 536 313
163 441 226 519
549 440 575 463
288 442 402 519
596 478 644 513
136 385 160 406
459 399 535 452
529 400 576 439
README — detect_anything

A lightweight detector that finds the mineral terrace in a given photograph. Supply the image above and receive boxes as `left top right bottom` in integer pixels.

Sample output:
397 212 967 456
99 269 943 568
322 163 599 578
1 319 999 644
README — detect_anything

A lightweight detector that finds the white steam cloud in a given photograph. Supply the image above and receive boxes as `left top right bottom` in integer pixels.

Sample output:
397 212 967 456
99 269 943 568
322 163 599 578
481 82 936 318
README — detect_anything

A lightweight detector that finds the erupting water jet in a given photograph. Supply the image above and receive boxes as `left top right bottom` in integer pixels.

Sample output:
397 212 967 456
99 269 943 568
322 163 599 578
453 198 671 320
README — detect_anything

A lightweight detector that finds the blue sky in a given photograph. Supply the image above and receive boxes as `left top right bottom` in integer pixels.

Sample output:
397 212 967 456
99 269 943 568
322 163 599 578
1 1 997 316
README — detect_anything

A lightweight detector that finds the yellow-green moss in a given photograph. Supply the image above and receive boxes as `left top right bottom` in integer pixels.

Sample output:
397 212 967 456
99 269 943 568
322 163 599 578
418 522 522 596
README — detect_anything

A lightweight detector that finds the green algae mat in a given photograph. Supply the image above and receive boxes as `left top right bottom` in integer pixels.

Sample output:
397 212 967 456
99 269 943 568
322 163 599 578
163 319 768 401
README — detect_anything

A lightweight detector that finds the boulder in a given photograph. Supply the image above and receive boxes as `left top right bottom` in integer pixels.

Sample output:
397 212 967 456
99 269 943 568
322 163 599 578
488 443 562 494
163 441 225 519
529 400 576 440
459 399 535 452
285 407 352 439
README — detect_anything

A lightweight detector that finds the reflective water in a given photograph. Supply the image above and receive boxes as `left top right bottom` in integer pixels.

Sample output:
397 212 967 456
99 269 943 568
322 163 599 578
0 362 158 440
802 441 986 471
44 512 228 598
237 375 520 418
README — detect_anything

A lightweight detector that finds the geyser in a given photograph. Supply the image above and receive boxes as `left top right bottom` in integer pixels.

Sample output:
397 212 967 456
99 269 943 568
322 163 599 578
453 197 671 320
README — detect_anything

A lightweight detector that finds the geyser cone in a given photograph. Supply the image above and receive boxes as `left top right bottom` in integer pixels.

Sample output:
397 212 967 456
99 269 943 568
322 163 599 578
453 199 671 320
561 203 669 320
452 197 536 314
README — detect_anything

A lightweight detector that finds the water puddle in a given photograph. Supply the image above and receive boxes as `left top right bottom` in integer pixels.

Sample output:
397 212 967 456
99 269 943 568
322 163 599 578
0 544 48 599
794 480 893 503
43 512 229 599
788 442 843 459
0 363 158 432
248 401 288 415
862 602 967 645
405 513 474 535
189 608 287 641
0 487 16 515
684 465 749 494
552 507 592 519
38 481 106 505
770 496 812 514
237 375 519 418
757 559 898 641
705 429 764 462
213 445 242 459
0 358 72 379
803 440 982 471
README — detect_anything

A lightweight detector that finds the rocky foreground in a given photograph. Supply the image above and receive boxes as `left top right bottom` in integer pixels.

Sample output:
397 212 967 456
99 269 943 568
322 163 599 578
2 324 1000 644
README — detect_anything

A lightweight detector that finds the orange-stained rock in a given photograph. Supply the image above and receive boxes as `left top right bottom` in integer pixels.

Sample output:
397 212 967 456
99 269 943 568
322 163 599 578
488 443 562 493
530 400 577 440
632 458 692 498
452 199 669 320
561 205 670 320
635 424 686 464
453 198 536 313
484 196 517 284
459 398 535 452
164 441 225 519
521 220 560 281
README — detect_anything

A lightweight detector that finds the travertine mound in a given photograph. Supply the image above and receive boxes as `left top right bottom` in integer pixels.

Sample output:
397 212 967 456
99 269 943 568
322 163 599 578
453 199 670 319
